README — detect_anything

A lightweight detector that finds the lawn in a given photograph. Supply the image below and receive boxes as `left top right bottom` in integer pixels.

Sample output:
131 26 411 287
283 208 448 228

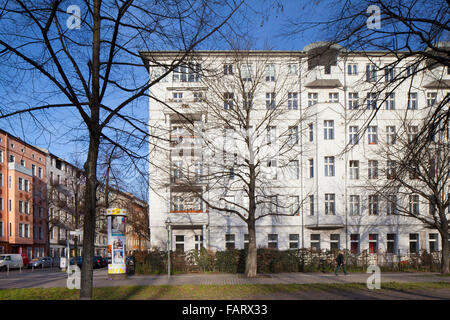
0 282 450 300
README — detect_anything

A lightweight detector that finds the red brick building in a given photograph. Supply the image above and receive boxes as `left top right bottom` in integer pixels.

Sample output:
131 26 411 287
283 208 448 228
0 129 47 258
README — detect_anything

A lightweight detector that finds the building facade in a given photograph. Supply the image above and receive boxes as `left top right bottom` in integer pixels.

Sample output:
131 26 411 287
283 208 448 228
0 129 48 258
142 43 450 256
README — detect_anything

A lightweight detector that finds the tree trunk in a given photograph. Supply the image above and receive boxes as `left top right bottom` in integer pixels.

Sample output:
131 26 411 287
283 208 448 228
80 135 100 299
441 230 449 274
245 221 257 277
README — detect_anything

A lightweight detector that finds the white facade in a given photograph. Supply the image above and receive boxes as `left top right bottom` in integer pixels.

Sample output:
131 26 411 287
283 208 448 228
143 45 450 256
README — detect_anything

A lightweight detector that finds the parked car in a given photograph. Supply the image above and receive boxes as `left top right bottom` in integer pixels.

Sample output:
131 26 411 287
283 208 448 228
0 254 24 271
100 256 109 267
70 256 104 269
30 257 54 268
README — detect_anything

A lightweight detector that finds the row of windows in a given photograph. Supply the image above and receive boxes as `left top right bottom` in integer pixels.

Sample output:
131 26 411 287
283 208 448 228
169 232 445 254
0 221 43 239
306 193 448 216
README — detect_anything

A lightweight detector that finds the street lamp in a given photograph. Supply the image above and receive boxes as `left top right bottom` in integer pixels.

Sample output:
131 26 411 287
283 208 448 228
165 217 171 279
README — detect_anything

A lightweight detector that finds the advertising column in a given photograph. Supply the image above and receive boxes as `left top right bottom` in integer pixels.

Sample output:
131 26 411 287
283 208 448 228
106 208 127 279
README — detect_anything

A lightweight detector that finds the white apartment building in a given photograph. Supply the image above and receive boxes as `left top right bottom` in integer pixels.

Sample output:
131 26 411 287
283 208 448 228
142 42 450 256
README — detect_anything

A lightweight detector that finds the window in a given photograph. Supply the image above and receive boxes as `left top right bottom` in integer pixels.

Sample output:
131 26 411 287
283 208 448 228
324 156 335 177
19 223 23 237
266 92 276 109
350 234 360 254
368 126 378 144
309 195 315 216
18 177 23 190
172 63 201 83
366 64 377 82
172 161 183 182
0 198 3 211
9 155 14 163
288 160 299 179
368 160 378 179
20 159 25 166
367 93 377 110
175 235 184 252
368 195 379 215
310 234 320 251
426 92 437 107
288 92 298 110
349 195 360 215
193 91 204 102
349 160 359 180
244 234 249 250
386 194 397 215
325 193 336 215
348 92 359 109
225 234 235 250
24 224 29 238
409 233 419 253
172 92 183 102
387 234 396 253
324 65 331 74
266 126 277 145
288 64 298 75
32 164 36 176
406 65 417 76
308 159 314 178
242 92 252 109
224 92 234 110
290 196 300 215
308 123 314 142
288 126 299 145
386 126 396 145
324 120 334 140
266 159 277 180
385 92 395 110
409 194 420 215
38 167 42 178
384 66 395 82
194 161 203 182
408 125 418 143
330 234 340 251
349 126 359 144
308 93 318 106
268 234 278 249
265 64 275 82
241 64 253 81
408 92 418 110
369 234 378 253
328 92 339 103
223 64 233 75
0 221 3 237
172 196 184 212
348 64 358 75
289 234 299 249
18 200 23 213
429 233 438 252
24 202 29 214
0 150 3 163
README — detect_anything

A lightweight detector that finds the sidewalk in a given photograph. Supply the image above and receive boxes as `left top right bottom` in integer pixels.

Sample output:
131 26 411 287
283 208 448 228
1 269 449 289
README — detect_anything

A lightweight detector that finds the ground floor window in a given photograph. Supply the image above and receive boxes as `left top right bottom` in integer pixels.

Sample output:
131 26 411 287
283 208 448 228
409 233 419 253
268 234 278 249
310 234 320 251
225 234 235 250
350 234 360 254
387 233 396 253
289 234 299 249
195 235 203 251
369 234 378 253
429 233 438 252
175 235 184 252
330 234 340 252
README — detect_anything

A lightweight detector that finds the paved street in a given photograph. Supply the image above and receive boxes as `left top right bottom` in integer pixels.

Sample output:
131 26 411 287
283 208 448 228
1 268 449 289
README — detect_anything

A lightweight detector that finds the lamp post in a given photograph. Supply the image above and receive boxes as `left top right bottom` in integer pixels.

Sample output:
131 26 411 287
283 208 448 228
165 217 171 279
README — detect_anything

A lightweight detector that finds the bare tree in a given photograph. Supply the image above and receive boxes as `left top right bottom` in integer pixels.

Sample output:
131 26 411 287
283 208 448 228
0 0 243 299
364 108 450 273
150 50 310 277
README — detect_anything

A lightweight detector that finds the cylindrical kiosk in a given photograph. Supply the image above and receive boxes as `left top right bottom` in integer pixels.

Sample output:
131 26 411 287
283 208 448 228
106 208 127 280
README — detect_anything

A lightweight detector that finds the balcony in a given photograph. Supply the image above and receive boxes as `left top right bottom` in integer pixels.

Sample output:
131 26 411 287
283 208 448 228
8 162 32 176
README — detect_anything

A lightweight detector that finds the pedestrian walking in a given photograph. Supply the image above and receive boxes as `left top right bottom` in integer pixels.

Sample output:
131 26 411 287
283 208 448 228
334 250 347 275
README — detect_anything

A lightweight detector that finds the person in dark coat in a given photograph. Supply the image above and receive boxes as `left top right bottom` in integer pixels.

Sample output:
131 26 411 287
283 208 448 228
334 250 347 275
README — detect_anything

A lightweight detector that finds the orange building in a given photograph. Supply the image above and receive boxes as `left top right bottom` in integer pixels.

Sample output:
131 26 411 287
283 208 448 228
0 129 47 259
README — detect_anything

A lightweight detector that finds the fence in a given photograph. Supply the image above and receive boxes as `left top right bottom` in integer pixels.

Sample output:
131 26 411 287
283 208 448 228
134 248 444 275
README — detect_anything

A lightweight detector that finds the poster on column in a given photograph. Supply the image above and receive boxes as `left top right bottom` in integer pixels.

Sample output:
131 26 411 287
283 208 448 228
108 214 127 266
